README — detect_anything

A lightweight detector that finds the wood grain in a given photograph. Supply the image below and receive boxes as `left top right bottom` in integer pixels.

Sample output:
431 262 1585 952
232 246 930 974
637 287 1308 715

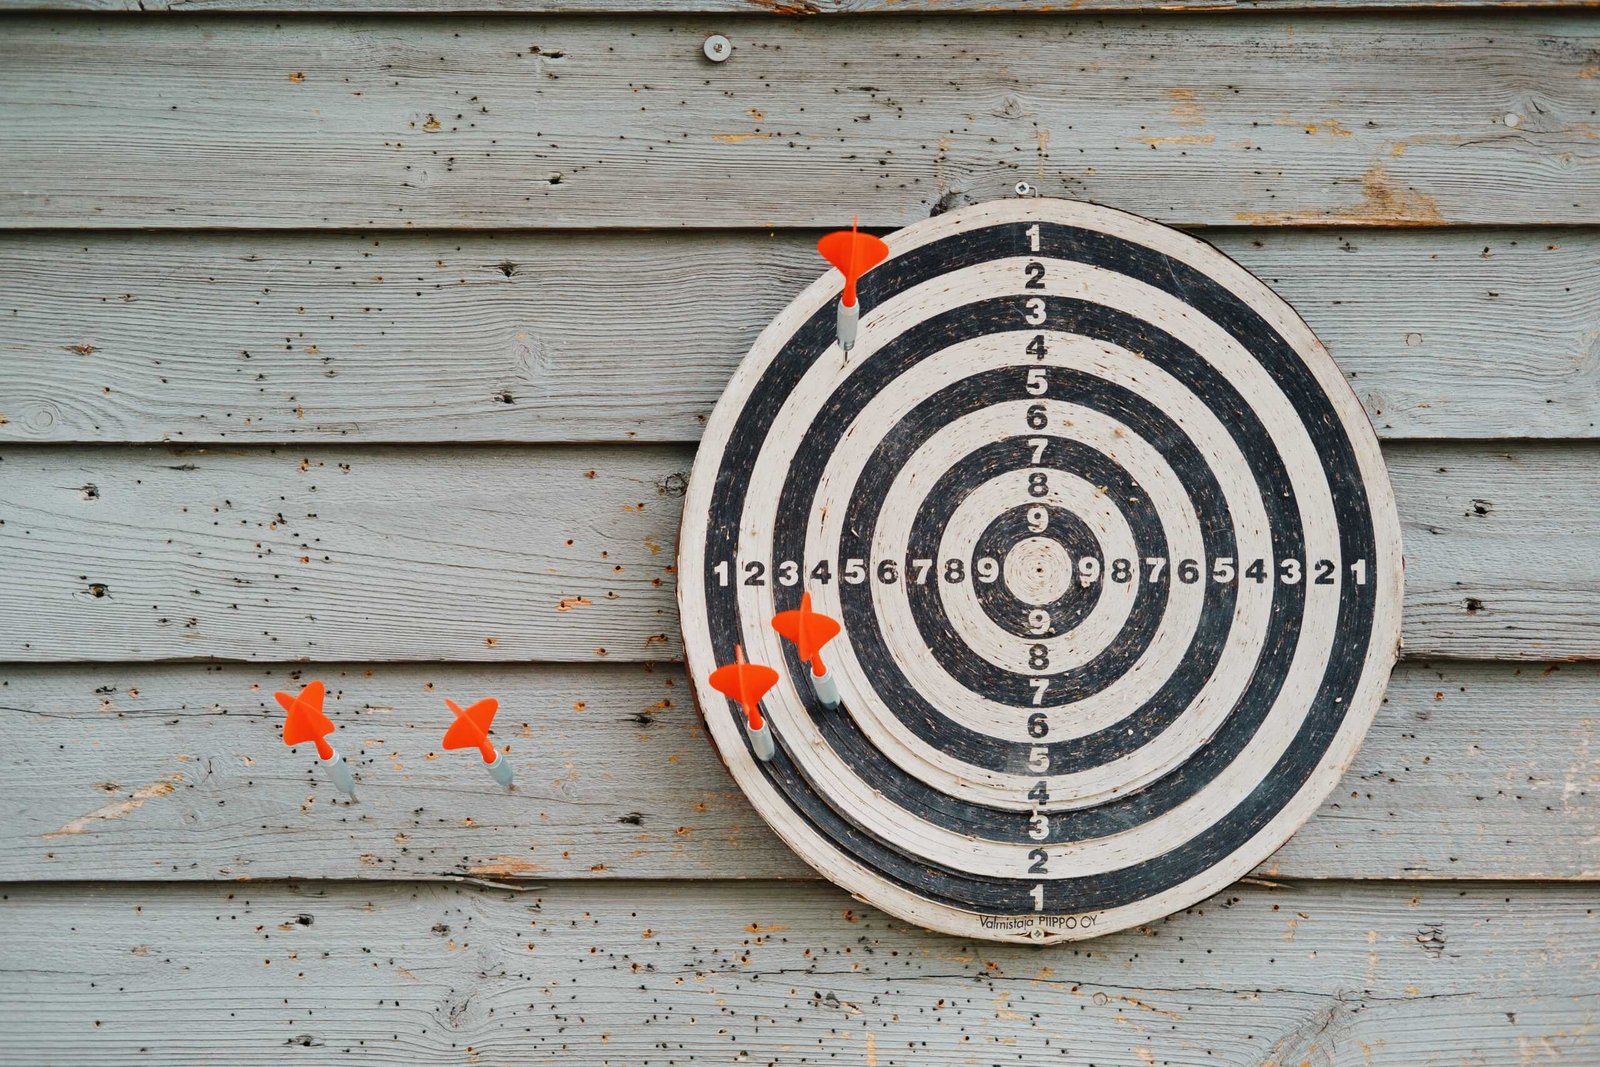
5 0 1594 12
0 442 1595 662
2 878 1596 1065
2 15 1598 229
2 660 1596 882
0 444 688 664
4 229 1596 444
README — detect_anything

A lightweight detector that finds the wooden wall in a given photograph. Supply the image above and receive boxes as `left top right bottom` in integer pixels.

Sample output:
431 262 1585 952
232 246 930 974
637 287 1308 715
2 5 1598 1064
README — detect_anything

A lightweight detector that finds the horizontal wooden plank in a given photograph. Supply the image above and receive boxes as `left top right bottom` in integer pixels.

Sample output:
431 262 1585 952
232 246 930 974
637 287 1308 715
0 442 1596 662
3 660 1596 882
2 878 1596 1065
2 15 1598 229
6 0 1596 13
0 443 688 663
4 229 1597 444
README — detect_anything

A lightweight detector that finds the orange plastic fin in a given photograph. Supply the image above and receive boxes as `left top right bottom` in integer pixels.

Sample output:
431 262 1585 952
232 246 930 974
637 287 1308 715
277 681 334 760
817 221 889 308
709 644 780 730
771 591 842 673
443 697 499 761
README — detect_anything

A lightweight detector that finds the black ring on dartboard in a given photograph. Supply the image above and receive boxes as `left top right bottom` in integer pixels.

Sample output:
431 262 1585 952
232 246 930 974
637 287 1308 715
736 290 1305 889
827 365 1238 773
769 305 1287 818
889 428 1177 713
901 432 1168 705
970 504 1104 637
701 220 1376 914
732 295 1305 895
885 396 1232 715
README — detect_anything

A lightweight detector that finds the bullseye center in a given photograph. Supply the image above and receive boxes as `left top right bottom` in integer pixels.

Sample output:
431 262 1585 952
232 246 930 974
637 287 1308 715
1002 537 1073 605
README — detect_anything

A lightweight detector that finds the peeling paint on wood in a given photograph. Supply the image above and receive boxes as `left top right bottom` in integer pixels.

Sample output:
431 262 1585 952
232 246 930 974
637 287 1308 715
39 774 184 838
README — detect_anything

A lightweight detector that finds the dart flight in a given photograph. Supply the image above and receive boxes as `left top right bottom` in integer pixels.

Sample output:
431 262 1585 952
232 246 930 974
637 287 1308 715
276 681 357 797
709 644 781 761
817 219 889 357
443 697 514 787
771 592 844 709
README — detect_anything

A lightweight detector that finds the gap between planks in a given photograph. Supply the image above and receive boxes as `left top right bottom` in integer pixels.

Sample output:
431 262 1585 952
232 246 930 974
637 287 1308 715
2 658 1595 882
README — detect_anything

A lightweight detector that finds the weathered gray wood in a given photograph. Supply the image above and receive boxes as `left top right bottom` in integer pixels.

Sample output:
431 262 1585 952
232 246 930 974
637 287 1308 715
4 0 1592 12
1 442 1597 662
4 229 1596 444
0 444 688 663
1 878 1596 1065
1395 446 1600 661
2 15 1598 229
1 660 1595 882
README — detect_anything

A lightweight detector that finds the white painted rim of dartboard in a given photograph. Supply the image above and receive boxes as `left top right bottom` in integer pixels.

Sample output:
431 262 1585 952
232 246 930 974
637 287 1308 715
676 196 1404 944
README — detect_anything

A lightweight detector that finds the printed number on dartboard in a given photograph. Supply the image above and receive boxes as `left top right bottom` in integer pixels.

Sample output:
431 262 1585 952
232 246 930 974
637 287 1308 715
711 556 1370 589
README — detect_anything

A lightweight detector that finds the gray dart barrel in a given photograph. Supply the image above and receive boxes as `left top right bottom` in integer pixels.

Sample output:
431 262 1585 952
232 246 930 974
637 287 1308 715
810 667 841 710
836 299 859 354
485 751 515 787
320 749 357 797
747 719 777 762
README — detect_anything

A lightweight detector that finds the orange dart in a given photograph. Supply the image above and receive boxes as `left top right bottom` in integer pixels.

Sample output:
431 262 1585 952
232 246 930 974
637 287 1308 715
276 681 356 796
817 218 889 356
708 644 781 761
443 697 514 787
771 591 844 709
818 218 889 308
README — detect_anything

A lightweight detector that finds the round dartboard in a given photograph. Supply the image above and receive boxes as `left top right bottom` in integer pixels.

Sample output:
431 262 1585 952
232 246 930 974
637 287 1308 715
677 197 1403 943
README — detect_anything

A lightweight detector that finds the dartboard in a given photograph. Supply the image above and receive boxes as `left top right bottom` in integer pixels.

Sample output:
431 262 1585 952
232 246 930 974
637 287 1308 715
677 197 1403 943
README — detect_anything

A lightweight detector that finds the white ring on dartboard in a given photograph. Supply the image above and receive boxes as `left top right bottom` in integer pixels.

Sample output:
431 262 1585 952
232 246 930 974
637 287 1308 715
843 428 1217 805
877 400 1202 679
941 467 1143 671
732 323 1324 857
723 273 1337 883
720 238 1356 889
870 462 1269 807
735 371 1340 832
749 288 1283 801
678 197 1402 943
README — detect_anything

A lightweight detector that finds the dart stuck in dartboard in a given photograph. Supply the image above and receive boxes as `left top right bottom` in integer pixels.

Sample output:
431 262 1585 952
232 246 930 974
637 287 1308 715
679 196 1403 944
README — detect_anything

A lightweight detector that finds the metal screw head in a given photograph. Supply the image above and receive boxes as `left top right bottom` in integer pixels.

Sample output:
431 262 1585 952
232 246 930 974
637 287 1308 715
1028 926 1046 942
1014 181 1037 198
703 34 732 63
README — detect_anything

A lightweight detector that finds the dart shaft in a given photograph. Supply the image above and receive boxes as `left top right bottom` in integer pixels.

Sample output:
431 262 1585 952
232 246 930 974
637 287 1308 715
319 749 356 797
836 299 859 354
810 667 841 711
